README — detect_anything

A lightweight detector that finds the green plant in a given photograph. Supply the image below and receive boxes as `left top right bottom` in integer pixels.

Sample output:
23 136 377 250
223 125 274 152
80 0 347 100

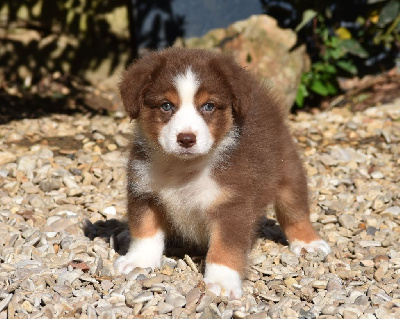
295 12 369 107
368 0 400 49
294 0 399 108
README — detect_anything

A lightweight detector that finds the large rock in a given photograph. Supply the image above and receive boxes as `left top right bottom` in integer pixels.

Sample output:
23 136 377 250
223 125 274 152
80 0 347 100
174 15 310 110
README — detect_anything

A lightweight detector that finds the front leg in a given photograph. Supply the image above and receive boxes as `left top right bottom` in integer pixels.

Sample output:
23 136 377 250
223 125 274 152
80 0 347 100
204 210 254 299
115 199 166 274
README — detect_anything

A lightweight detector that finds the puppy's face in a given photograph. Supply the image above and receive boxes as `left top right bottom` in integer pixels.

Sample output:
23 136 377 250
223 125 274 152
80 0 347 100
120 50 245 158
142 67 234 157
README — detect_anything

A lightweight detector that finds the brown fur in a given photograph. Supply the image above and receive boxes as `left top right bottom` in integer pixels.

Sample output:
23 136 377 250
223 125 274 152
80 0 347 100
120 48 323 278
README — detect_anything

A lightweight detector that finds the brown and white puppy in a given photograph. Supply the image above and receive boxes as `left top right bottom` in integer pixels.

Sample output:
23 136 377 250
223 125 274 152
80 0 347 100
115 48 330 299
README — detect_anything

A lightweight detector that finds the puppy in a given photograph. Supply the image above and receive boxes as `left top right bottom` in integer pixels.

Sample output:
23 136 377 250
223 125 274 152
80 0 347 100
115 48 331 298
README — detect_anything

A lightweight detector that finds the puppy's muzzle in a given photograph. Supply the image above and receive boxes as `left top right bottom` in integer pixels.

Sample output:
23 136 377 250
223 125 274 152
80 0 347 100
177 133 196 148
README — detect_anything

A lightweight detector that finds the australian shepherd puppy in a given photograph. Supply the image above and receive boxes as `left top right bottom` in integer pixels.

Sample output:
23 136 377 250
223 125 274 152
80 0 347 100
115 48 331 299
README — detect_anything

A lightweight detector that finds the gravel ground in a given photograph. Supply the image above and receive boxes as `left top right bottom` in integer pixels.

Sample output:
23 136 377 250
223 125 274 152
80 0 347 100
0 99 400 319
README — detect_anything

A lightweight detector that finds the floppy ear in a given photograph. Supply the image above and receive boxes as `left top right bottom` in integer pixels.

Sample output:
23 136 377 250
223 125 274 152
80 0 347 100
209 54 254 119
119 53 164 119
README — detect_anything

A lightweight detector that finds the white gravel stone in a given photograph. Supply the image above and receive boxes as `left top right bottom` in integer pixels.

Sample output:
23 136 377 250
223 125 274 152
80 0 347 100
0 294 12 312
281 253 299 267
101 206 117 217
157 302 174 314
165 291 186 308
384 206 400 215
17 155 37 173
359 241 382 247
57 271 81 285
338 214 357 229
195 294 213 313
0 151 17 165
130 291 154 304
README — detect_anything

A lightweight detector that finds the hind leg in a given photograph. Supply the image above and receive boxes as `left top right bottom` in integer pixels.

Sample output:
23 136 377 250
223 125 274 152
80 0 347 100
275 161 331 255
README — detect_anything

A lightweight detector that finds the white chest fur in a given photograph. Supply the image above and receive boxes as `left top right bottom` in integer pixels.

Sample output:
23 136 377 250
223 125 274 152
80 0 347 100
129 157 222 244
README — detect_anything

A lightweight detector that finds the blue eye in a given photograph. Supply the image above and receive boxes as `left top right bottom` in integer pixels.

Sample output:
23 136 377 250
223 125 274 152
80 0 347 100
161 102 174 112
202 102 214 112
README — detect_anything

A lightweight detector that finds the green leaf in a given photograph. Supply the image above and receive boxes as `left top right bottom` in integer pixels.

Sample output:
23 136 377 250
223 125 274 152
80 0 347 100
327 45 345 60
339 39 369 58
378 0 400 27
295 91 304 107
325 81 338 95
312 61 326 73
295 83 308 107
336 60 358 75
324 64 337 74
310 80 329 96
295 9 317 32
301 72 312 86
367 0 388 3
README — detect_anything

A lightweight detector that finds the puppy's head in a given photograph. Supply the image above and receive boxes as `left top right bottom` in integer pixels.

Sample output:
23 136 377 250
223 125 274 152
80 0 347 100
119 48 252 158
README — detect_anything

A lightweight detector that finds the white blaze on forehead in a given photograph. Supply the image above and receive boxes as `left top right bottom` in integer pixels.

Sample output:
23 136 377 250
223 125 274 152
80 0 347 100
174 67 200 106
158 67 214 155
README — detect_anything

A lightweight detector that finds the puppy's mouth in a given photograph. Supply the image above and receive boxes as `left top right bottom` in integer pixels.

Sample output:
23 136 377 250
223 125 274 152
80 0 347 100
175 153 200 159
169 148 206 158
159 144 212 159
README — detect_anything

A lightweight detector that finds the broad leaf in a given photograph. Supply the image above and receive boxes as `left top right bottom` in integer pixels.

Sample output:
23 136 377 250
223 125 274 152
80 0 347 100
340 39 369 58
378 0 400 27
336 60 358 75
295 84 308 107
310 80 329 96
324 64 337 74
325 81 338 95
295 9 317 32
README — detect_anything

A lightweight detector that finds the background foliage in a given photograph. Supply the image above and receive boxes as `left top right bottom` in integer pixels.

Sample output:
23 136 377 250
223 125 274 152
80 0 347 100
0 0 132 85
261 0 400 107
0 0 399 108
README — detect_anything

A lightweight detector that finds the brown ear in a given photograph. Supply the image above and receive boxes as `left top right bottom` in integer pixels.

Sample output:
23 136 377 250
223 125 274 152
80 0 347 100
119 53 164 119
209 54 254 119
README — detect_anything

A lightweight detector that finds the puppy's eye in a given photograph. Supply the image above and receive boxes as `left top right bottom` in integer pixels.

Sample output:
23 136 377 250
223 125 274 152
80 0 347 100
201 102 214 112
160 102 174 112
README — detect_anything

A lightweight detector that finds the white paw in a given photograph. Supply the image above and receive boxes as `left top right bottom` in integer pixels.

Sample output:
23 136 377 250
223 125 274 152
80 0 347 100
114 231 165 274
290 239 331 256
204 263 242 299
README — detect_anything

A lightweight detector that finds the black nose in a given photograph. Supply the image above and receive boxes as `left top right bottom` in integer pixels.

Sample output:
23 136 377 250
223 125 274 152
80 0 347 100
177 133 196 148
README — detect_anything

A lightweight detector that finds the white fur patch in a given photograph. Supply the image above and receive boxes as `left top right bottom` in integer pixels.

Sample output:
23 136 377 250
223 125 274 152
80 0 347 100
212 126 239 165
129 159 152 195
158 67 214 156
174 67 199 106
157 166 222 245
204 263 242 299
290 239 331 256
114 230 165 274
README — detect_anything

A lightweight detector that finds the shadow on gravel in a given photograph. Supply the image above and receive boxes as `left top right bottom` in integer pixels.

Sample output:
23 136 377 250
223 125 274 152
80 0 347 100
82 218 208 259
83 216 288 258
83 218 130 255
0 90 108 125
257 216 288 246
0 72 119 124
